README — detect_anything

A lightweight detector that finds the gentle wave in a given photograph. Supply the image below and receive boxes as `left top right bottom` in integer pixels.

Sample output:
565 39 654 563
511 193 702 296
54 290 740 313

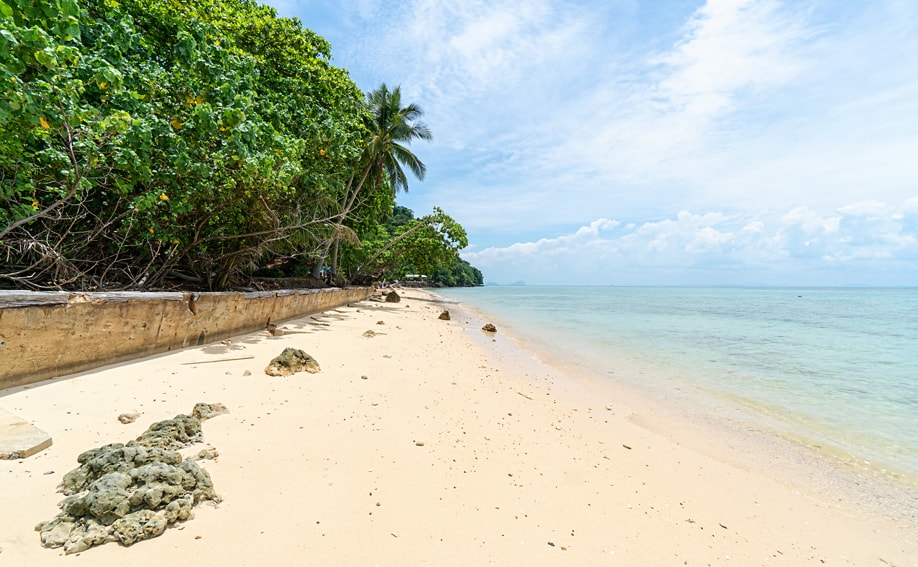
437 286 918 481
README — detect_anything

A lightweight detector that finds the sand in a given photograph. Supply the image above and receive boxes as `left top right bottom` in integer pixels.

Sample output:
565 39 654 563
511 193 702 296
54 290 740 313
1 288 916 565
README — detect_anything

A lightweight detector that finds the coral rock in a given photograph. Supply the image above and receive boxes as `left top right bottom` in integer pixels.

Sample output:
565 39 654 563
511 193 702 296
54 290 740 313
36 404 224 554
265 348 321 376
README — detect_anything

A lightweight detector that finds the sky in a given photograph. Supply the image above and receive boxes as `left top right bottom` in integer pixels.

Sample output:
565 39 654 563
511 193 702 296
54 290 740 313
264 0 918 286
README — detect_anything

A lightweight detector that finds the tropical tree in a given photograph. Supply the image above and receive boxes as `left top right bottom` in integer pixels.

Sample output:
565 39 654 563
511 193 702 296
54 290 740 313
0 0 366 290
315 83 432 279
0 0 479 291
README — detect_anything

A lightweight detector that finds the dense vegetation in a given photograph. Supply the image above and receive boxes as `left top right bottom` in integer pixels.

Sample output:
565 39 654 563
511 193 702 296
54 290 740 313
0 0 479 290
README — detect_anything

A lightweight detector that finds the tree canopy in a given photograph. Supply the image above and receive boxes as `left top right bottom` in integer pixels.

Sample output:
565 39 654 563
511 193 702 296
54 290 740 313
0 0 480 290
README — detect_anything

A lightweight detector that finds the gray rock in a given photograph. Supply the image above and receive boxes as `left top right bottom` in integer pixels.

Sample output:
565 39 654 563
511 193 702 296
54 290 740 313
61 445 183 495
265 348 321 376
118 413 140 424
194 446 219 461
130 414 202 449
192 402 228 422
37 404 224 554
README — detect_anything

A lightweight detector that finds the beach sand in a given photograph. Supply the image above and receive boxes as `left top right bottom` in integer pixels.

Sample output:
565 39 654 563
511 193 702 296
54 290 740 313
1 288 916 565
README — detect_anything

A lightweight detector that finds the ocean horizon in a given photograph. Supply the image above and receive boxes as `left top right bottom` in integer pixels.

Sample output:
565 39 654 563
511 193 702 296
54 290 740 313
434 285 918 489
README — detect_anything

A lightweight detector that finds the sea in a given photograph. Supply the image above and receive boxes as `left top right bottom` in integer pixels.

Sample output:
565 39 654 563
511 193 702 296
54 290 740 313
434 286 918 491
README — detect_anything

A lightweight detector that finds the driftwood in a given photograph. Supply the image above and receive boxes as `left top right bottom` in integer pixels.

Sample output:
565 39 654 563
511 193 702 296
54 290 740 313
181 356 254 365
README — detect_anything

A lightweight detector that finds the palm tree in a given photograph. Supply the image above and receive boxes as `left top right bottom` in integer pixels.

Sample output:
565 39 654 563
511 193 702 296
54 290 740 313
362 83 432 194
314 83 432 279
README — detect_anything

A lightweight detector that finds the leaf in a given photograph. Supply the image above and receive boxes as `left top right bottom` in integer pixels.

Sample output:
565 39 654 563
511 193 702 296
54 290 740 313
0 29 18 45
34 49 55 68
40 116 50 129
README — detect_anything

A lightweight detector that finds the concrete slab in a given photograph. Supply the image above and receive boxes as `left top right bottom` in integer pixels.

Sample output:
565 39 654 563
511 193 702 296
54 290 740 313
0 408 52 459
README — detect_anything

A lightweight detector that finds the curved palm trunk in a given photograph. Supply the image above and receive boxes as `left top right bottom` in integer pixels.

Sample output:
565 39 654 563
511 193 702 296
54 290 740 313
313 83 430 281
312 164 372 279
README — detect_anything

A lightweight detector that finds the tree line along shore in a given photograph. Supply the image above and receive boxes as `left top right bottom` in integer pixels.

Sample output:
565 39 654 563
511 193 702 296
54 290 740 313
1 0 483 292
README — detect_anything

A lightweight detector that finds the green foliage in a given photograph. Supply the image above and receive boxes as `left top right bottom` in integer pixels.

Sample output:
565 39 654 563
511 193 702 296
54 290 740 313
0 0 476 291
341 205 478 285
0 0 366 289
361 84 431 194
431 258 484 287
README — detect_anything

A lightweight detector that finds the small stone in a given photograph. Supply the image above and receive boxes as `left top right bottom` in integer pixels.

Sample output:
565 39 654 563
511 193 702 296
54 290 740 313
385 291 401 303
195 447 219 460
192 403 228 421
362 330 377 338
118 413 141 424
243 370 252 377
438 310 450 321
415 441 425 447
482 323 497 333
376 320 385 325
361 375 368 380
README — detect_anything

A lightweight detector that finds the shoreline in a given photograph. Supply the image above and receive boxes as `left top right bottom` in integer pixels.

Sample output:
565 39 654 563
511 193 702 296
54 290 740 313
2 288 917 564
435 287 918 520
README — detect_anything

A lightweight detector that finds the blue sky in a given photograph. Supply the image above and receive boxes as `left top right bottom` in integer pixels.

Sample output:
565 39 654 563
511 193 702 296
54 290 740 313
264 0 918 286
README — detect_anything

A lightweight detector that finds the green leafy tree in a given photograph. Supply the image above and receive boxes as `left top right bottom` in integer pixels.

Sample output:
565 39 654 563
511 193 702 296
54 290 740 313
431 258 483 287
344 206 470 284
0 0 477 291
0 0 366 290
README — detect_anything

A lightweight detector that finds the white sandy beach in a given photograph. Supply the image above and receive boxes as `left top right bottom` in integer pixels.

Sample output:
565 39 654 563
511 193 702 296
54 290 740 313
1 288 916 565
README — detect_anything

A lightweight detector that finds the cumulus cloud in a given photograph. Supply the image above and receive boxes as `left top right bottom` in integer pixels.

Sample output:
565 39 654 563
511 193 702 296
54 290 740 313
465 199 918 285
265 0 918 285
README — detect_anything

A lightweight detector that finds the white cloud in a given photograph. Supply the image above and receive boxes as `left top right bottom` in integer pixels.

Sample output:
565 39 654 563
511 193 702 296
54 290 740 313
837 200 889 217
465 199 918 284
265 0 918 285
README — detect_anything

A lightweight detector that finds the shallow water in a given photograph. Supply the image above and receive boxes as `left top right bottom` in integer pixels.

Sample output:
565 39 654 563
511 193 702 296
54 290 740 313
436 286 918 483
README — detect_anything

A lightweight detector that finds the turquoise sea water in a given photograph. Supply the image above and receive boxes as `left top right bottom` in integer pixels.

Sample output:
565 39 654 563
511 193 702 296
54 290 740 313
435 286 918 482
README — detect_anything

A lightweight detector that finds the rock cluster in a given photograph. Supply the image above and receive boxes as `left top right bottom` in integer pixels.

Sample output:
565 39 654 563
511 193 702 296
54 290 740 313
264 348 321 376
35 404 225 555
